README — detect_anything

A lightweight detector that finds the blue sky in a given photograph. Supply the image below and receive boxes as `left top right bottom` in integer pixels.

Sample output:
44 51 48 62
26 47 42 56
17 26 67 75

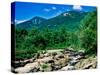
12 2 96 23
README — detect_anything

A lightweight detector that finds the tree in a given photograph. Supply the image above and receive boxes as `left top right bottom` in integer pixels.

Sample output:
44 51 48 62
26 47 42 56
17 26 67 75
79 11 97 55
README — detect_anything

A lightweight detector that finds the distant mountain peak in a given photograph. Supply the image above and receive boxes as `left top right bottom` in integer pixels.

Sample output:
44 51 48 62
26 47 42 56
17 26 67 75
31 16 46 20
16 10 87 30
30 16 46 25
63 13 71 17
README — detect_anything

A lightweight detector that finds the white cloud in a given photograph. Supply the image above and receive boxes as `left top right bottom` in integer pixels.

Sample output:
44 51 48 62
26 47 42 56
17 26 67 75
62 7 70 11
15 19 28 24
44 7 57 12
52 6 56 10
44 8 51 12
73 5 82 11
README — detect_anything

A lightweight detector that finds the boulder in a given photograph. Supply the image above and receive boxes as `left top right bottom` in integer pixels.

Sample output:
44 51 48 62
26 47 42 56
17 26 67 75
39 54 44 58
61 65 75 71
44 53 50 57
53 64 62 70
51 52 57 56
35 57 53 63
54 57 68 68
15 62 39 73
55 53 64 59
15 67 31 73
83 61 97 69
75 57 97 69
69 59 79 65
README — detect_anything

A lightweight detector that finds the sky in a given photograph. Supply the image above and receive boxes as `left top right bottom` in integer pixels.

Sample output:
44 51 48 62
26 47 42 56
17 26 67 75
11 2 96 24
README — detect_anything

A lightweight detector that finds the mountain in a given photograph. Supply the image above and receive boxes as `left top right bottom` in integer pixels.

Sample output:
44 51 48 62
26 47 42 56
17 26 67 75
16 16 46 30
16 10 88 31
40 11 87 31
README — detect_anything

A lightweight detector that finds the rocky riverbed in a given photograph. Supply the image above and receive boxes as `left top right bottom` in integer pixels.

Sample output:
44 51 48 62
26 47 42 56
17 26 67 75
12 49 97 73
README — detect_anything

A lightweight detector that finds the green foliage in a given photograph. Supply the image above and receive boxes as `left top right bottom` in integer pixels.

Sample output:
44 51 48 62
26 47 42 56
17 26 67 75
15 11 97 60
15 28 28 50
40 64 49 69
79 11 97 55
15 26 70 59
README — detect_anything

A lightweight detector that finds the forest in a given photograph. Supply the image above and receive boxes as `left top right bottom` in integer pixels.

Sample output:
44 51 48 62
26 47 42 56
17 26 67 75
15 11 97 60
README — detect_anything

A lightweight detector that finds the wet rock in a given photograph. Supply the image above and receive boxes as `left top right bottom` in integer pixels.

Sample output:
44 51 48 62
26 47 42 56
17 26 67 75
44 53 50 57
55 53 64 59
61 65 75 71
69 59 79 65
15 67 31 73
39 54 44 58
47 60 54 64
25 62 39 68
75 57 97 69
54 57 68 67
29 58 36 63
30 67 40 72
14 57 36 68
83 61 97 69
35 57 53 63
52 52 57 56
15 62 39 73
53 64 62 70
75 55 85 60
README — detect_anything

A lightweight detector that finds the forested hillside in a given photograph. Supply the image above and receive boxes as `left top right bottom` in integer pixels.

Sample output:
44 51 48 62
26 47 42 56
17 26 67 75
15 10 97 60
16 11 87 31
79 11 97 55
